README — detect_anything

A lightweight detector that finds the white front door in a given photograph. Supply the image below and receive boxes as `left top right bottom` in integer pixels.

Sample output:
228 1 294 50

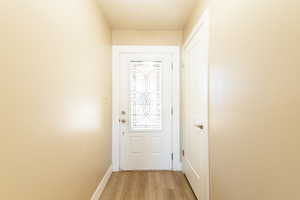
118 52 173 170
182 14 209 200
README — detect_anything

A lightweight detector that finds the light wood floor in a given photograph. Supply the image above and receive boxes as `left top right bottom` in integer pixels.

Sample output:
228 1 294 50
100 171 197 200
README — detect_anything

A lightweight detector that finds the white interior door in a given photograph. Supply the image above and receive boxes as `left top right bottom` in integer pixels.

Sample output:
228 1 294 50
118 53 173 170
182 16 209 200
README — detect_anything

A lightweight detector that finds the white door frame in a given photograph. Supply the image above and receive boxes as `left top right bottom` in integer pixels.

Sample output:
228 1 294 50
112 46 181 171
182 9 210 200
183 9 209 48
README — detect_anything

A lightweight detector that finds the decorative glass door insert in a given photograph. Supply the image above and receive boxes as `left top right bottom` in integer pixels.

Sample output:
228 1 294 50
129 60 162 131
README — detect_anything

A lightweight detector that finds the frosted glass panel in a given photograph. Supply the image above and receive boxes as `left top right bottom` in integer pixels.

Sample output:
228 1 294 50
129 61 162 131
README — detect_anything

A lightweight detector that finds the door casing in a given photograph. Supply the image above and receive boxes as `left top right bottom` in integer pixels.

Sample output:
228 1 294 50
112 46 181 171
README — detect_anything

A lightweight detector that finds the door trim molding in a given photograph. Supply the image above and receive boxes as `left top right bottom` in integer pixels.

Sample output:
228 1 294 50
112 46 181 171
183 8 209 49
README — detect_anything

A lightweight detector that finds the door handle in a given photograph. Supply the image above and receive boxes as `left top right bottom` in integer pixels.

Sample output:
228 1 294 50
195 124 204 130
119 119 126 124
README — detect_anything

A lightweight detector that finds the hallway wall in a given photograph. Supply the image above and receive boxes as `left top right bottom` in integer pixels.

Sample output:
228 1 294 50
0 0 112 199
112 30 183 45
183 0 210 41
185 0 300 199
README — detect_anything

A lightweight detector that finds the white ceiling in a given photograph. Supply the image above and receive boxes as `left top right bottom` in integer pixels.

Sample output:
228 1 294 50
97 0 196 30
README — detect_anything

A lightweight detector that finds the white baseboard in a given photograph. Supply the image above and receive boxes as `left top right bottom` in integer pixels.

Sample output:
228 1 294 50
91 165 112 200
183 158 201 200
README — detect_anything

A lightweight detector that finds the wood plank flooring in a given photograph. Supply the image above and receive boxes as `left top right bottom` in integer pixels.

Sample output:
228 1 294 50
100 171 197 200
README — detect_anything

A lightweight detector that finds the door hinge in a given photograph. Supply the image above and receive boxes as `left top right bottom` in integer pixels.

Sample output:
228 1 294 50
171 107 174 115
171 153 174 160
182 149 185 157
171 63 174 71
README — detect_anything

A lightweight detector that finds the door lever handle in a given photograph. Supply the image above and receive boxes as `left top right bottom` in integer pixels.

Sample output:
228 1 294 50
119 119 126 124
195 124 204 129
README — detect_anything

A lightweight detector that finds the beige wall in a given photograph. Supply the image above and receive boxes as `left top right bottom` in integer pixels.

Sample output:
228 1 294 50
0 0 112 199
185 0 300 199
112 30 183 45
183 0 210 41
